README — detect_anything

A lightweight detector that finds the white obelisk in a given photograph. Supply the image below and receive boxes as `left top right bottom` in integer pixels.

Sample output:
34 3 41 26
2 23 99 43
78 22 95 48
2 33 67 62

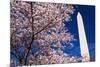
77 12 90 62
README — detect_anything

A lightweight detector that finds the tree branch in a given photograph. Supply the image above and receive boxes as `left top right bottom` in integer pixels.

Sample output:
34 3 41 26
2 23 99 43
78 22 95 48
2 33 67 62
24 2 34 65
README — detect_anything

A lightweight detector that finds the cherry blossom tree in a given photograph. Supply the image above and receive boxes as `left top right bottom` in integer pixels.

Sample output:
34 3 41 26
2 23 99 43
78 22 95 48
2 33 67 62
10 1 80 66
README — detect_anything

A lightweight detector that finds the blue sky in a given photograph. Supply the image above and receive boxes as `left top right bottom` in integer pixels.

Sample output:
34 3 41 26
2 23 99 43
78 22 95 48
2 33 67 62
64 5 95 61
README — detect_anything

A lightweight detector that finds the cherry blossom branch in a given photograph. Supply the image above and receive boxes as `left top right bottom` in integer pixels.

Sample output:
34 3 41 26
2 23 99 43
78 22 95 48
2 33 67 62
24 2 33 65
